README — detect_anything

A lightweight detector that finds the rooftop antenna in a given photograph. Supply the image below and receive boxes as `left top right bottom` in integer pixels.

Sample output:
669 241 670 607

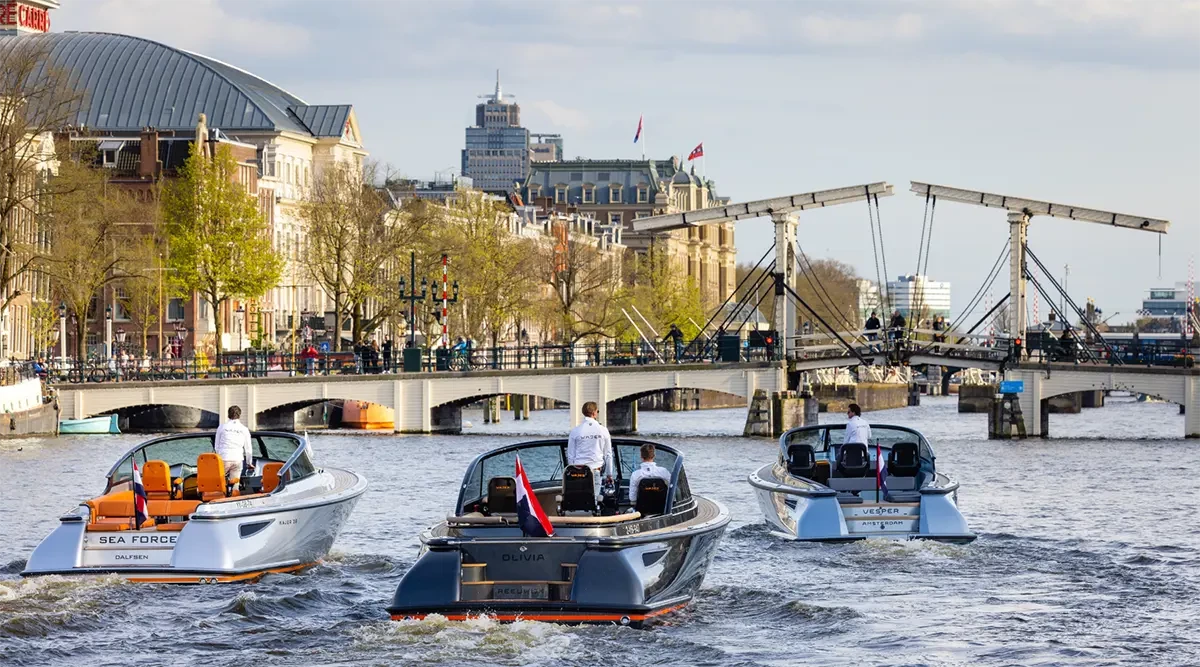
478 69 515 102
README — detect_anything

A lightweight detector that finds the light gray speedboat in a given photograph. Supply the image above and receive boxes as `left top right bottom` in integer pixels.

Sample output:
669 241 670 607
388 438 729 627
748 424 974 543
23 431 366 583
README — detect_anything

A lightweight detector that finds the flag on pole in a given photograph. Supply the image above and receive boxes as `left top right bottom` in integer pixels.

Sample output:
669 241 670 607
515 454 554 537
875 442 888 502
687 142 704 161
633 115 643 144
132 461 148 529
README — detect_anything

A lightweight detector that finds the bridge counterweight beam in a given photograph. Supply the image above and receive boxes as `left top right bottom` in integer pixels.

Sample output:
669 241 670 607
773 212 798 358
1008 211 1030 339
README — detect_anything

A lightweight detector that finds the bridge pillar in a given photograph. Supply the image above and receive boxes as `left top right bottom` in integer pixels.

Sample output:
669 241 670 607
772 212 798 359
606 399 637 435
1008 211 1029 340
1187 375 1199 438
245 385 258 430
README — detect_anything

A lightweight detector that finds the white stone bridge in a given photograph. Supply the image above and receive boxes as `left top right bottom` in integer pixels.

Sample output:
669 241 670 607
55 361 786 434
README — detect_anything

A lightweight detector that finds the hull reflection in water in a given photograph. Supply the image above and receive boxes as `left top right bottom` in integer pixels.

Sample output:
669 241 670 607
22 431 367 583
388 438 730 627
748 423 975 543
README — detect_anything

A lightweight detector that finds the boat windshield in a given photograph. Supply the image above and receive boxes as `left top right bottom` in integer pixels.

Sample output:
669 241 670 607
104 432 312 490
780 425 935 463
456 439 687 514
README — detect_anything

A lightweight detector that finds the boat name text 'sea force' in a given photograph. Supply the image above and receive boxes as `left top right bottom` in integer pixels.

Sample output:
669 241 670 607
22 431 367 583
387 438 730 627
748 424 975 543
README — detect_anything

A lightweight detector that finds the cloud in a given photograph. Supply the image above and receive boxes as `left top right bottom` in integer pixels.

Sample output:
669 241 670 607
528 100 590 130
55 0 311 59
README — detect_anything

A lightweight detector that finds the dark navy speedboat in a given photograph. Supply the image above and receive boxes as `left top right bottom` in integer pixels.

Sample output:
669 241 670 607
387 438 729 627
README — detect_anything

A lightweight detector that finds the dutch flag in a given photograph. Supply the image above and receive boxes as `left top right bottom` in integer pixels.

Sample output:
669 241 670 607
132 461 149 529
876 442 888 500
515 454 554 538
633 115 643 144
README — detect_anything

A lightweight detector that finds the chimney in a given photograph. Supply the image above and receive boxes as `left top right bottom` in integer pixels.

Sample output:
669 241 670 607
139 127 159 179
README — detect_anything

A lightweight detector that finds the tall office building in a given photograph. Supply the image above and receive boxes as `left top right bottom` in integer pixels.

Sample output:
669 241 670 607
888 274 952 321
461 72 529 194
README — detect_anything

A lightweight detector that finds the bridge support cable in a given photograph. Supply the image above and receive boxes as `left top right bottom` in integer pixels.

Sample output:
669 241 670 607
911 242 1009 357
781 281 869 366
680 243 776 359
873 193 893 313
956 293 1010 344
734 283 775 337
707 260 776 340
791 240 865 345
1023 244 1122 364
1022 271 1102 363
865 188 889 316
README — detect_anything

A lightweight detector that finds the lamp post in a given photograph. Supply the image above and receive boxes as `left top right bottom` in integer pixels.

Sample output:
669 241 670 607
398 251 428 348
236 305 245 352
104 306 113 359
58 302 66 364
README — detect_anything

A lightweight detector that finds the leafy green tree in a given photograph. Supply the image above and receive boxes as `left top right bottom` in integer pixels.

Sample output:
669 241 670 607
629 247 705 341
120 234 166 357
29 300 58 359
163 143 282 359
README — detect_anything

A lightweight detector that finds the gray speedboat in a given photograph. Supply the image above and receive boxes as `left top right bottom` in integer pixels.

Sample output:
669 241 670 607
388 438 729 626
748 424 974 543
23 431 366 582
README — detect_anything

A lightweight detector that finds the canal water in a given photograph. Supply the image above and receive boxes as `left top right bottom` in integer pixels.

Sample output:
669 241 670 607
2 396 1196 666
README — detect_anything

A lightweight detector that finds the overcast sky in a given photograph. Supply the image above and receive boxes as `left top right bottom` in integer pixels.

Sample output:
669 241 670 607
59 1 1199 323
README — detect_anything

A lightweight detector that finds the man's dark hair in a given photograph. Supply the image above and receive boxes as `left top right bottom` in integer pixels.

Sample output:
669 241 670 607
640 443 656 461
228 405 242 420
848 403 862 417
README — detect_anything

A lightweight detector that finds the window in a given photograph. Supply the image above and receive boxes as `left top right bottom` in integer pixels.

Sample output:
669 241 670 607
555 187 567 204
1149 290 1175 299
167 298 185 321
582 186 594 204
637 186 649 203
570 172 583 181
609 212 622 225
598 172 610 181
635 211 650 219
610 185 622 203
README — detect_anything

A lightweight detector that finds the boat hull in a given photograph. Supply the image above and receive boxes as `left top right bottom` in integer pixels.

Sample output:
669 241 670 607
388 497 729 627
59 414 120 435
748 464 975 544
22 467 366 582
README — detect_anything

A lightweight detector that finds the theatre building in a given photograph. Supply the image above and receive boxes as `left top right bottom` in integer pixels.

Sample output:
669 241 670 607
0 18 367 357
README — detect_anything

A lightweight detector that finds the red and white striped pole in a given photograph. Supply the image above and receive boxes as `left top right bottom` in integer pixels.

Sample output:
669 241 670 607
441 254 449 349
1187 255 1195 338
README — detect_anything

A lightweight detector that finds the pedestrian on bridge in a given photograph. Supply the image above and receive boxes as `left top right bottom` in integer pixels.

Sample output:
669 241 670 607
665 324 684 363
888 311 906 346
865 311 881 352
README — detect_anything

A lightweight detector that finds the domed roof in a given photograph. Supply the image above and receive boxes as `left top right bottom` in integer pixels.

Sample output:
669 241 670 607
0 31 338 135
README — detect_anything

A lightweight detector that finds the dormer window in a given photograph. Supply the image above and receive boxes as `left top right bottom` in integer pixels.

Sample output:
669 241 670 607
610 184 622 203
582 185 595 204
555 185 567 204
637 185 649 203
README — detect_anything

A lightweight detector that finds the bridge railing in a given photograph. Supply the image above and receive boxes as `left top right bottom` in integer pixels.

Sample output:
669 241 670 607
43 339 781 384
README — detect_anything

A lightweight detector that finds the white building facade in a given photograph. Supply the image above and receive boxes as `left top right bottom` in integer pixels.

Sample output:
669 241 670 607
888 274 952 321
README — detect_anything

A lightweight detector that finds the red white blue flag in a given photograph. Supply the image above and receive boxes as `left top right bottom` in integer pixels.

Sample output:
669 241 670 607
876 443 888 498
515 454 554 537
633 115 643 144
132 461 148 529
688 142 704 161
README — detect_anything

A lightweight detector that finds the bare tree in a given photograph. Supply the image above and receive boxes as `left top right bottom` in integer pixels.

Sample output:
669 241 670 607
535 223 628 343
120 232 165 357
0 39 83 316
300 162 403 348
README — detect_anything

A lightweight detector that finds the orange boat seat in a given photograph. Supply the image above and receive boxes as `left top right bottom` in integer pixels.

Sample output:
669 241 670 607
147 499 201 518
196 453 228 501
143 460 173 499
261 462 284 493
155 522 187 531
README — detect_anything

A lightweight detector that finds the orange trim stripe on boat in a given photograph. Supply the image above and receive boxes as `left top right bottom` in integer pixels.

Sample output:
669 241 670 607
390 601 689 623
125 562 315 584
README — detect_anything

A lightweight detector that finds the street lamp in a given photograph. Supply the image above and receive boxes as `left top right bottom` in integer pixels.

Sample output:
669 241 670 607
58 302 66 363
236 305 245 351
105 306 113 359
398 250 428 348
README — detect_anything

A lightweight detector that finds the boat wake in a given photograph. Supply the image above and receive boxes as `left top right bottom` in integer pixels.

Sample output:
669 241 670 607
691 584 860 628
0 574 127 637
354 614 572 661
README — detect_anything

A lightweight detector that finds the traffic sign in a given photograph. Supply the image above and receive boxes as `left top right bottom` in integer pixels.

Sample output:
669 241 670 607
999 380 1024 394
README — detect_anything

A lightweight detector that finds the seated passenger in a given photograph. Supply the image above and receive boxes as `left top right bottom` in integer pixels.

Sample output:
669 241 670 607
628 443 670 506
215 405 253 486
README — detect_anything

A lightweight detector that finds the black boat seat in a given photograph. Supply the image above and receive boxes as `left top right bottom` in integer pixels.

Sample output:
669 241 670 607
837 443 870 478
887 442 920 478
559 465 596 514
484 477 516 515
786 444 817 479
633 478 669 516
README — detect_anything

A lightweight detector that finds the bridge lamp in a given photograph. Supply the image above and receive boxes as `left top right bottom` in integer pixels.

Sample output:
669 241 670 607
58 302 66 363
105 306 113 359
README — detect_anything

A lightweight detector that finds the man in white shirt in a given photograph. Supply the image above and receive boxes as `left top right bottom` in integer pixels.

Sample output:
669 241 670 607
844 403 871 445
566 401 614 501
628 443 671 506
214 405 253 485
